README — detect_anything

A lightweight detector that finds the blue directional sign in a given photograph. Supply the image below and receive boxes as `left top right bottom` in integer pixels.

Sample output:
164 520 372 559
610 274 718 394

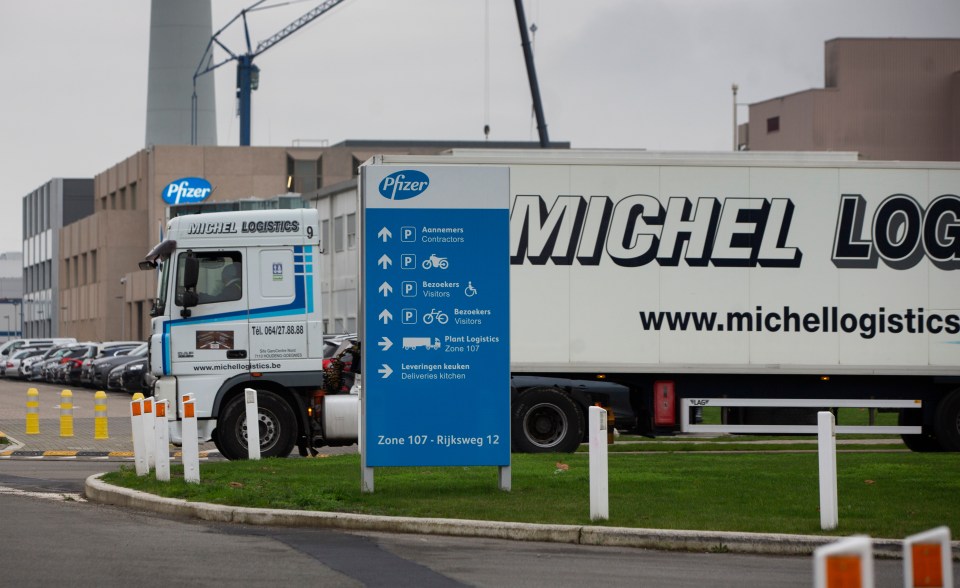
361 165 510 467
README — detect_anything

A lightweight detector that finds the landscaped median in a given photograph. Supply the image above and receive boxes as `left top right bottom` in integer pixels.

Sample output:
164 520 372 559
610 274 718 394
93 452 959 556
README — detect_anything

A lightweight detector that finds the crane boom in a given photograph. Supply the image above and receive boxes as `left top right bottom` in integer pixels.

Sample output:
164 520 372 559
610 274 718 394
256 0 347 56
192 0 348 146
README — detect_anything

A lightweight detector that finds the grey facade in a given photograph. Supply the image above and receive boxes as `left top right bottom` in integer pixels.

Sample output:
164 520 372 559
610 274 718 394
22 178 94 337
742 38 960 161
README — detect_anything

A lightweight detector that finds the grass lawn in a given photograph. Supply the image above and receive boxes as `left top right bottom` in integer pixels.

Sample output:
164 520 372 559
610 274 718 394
101 451 959 540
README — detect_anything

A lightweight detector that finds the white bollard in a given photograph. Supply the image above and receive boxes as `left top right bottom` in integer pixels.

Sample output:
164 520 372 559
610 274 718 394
818 411 838 531
245 388 261 460
181 399 200 484
143 397 156 470
154 400 171 482
903 526 953 588
130 398 148 476
813 535 873 588
588 405 609 521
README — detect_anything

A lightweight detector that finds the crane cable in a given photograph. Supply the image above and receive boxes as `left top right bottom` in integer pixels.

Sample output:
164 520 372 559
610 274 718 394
483 0 490 140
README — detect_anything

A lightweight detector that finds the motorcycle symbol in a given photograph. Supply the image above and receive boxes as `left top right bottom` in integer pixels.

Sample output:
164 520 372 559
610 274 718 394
422 254 449 270
422 309 449 325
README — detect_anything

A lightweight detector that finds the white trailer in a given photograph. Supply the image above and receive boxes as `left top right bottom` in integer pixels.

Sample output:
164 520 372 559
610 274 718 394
363 150 960 452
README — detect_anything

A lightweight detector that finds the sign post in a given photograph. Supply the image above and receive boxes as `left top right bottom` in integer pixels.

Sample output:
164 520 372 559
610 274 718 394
360 165 511 493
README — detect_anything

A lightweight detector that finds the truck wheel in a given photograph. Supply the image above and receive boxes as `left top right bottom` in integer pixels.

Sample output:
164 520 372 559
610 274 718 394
512 387 584 453
217 390 297 460
934 390 960 452
898 408 942 452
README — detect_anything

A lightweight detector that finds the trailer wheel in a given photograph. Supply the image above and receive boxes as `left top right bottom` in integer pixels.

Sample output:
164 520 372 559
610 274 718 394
898 408 942 452
934 390 960 452
512 387 584 453
217 390 297 460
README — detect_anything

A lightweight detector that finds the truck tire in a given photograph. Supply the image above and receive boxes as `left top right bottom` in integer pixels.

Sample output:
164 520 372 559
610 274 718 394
934 390 960 452
898 408 942 452
217 390 297 460
512 387 584 453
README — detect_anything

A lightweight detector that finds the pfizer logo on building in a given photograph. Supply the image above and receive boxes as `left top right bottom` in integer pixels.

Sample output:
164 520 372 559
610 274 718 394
378 170 429 200
163 177 213 205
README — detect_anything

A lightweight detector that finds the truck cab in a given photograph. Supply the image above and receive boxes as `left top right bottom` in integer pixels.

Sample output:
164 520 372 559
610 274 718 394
140 208 357 459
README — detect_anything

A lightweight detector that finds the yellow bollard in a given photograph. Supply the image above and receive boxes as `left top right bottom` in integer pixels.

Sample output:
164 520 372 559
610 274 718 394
60 389 74 437
132 392 144 401
26 388 40 434
94 390 109 439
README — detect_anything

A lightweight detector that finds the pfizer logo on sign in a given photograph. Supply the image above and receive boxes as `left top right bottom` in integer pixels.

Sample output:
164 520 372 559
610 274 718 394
163 177 213 205
378 170 430 200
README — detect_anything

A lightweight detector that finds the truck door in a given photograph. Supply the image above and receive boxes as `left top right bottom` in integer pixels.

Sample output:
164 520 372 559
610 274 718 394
167 249 250 376
246 247 312 371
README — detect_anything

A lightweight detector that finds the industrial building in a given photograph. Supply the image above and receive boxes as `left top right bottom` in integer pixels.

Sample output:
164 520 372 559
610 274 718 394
59 140 562 342
742 38 960 161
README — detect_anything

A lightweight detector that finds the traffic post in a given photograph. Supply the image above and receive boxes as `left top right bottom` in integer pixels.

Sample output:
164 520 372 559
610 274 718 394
130 398 148 476
143 397 156 469
244 388 260 460
181 399 200 484
818 411 838 531
904 526 953 588
154 400 171 482
588 405 609 521
94 390 109 439
813 535 874 588
25 388 39 434
59 390 74 437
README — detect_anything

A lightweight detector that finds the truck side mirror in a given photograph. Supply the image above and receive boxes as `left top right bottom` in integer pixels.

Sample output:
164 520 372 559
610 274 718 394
182 255 199 289
175 254 200 317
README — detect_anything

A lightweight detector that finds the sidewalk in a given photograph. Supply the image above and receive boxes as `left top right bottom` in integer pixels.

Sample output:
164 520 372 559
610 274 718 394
0 416 216 458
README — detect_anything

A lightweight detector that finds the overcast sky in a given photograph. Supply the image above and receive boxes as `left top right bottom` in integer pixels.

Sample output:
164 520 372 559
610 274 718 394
1 0 958 254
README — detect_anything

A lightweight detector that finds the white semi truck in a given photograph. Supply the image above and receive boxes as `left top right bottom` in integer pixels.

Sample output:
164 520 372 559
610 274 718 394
142 150 960 459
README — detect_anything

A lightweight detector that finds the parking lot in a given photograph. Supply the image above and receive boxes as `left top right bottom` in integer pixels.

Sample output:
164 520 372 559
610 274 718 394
0 378 215 457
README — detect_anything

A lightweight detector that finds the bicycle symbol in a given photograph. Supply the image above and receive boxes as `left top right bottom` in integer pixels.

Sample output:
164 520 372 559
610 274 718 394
422 309 449 325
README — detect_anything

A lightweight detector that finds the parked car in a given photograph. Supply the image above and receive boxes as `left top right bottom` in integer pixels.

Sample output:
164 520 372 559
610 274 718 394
28 346 76 382
3 347 50 378
106 362 127 392
86 343 147 390
119 358 150 395
0 338 76 363
44 343 98 385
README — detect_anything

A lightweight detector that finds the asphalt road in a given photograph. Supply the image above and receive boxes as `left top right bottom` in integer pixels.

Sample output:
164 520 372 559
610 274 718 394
1 460 938 587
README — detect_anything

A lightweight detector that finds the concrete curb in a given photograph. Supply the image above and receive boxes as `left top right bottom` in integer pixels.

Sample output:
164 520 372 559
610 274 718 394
85 473 960 558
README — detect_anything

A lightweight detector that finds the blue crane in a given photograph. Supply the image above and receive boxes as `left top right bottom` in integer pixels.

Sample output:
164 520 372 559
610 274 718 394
192 0 550 148
192 0 348 146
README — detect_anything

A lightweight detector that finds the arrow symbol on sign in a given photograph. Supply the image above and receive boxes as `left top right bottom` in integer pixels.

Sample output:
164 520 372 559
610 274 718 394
378 364 393 379
378 254 392 269
378 337 393 351
378 309 393 324
378 227 392 242
378 282 393 297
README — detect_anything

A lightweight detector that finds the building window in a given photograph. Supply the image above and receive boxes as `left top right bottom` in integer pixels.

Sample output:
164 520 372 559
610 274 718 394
320 219 329 253
91 251 97 283
64 258 71 288
120 187 127 210
351 157 362 178
346 213 356 250
286 155 323 193
82 253 88 284
767 116 780 133
130 183 137 210
334 215 344 252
